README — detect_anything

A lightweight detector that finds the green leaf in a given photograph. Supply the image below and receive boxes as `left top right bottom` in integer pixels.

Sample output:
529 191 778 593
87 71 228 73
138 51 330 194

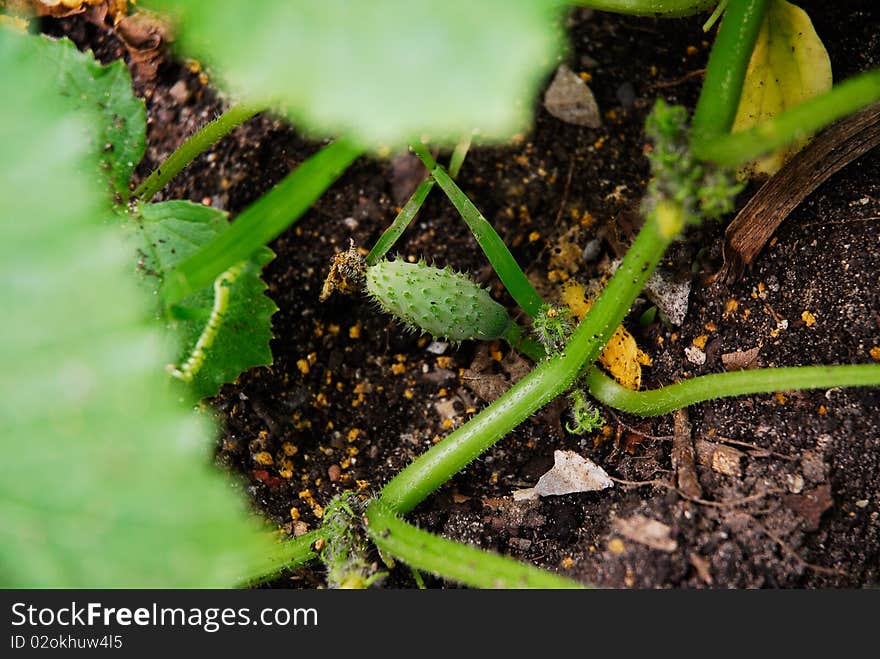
129 200 278 399
731 0 832 177
143 0 565 148
30 34 146 197
0 29 273 587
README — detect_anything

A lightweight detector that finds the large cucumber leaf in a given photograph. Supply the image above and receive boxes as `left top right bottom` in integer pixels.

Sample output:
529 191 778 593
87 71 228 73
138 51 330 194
143 0 565 148
128 201 278 399
731 0 832 178
0 29 274 588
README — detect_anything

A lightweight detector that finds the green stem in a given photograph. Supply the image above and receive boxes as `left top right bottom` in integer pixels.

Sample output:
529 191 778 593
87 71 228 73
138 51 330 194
379 205 676 514
240 528 329 586
693 70 880 166
412 142 544 318
364 501 583 588
502 322 546 362
410 143 438 169
691 0 769 141
410 567 427 589
702 0 728 31
366 138 471 266
162 138 363 306
366 178 435 266
585 364 880 416
448 134 472 179
132 104 263 202
572 0 716 17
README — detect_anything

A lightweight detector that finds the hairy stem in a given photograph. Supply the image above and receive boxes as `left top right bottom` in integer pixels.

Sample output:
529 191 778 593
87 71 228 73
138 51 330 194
702 0 729 31
162 138 362 306
412 142 544 318
691 0 769 141
585 364 880 416
132 104 263 202
448 134 472 178
693 70 880 166
502 322 546 362
379 205 676 514
241 529 329 586
572 0 716 17
364 501 583 588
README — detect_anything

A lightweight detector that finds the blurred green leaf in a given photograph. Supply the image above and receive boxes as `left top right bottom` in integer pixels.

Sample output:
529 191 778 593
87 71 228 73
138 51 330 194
0 29 273 588
144 0 565 148
129 201 277 399
31 35 146 197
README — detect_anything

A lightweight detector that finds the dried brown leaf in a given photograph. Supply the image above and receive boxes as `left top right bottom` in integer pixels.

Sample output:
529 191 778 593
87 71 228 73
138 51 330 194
612 514 678 552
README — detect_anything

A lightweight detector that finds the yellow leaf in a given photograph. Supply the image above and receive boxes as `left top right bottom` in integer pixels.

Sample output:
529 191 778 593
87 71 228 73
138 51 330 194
561 281 650 391
560 279 592 319
731 0 832 178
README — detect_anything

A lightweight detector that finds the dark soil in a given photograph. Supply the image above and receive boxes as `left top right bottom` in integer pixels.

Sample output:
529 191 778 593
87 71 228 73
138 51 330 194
50 0 879 588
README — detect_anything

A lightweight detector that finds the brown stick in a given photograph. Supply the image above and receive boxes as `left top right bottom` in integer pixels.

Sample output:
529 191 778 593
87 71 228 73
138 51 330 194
717 103 880 283
672 409 702 499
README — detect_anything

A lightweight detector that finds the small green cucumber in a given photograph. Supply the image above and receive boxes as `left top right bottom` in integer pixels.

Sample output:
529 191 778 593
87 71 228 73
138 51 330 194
366 259 511 342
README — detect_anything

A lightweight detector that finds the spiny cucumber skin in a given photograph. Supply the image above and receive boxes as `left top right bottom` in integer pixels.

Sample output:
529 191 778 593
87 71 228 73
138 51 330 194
366 260 511 342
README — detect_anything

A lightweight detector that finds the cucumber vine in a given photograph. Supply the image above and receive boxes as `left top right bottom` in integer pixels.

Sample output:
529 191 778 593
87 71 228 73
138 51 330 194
71 0 880 591
7 0 880 590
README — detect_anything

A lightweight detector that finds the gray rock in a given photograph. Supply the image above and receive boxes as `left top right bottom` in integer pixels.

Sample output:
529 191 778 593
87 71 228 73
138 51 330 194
544 64 601 128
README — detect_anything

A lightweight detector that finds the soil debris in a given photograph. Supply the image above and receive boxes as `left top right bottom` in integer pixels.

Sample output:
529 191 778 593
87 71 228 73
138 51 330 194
612 514 678 552
513 450 613 501
672 409 701 499
115 11 167 80
721 345 761 371
784 484 834 531
642 267 692 325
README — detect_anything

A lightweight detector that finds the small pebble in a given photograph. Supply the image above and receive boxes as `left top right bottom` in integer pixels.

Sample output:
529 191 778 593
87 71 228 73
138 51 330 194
685 345 706 366
580 55 599 68
710 445 744 478
544 64 601 128
615 82 636 109
427 341 448 355
169 79 190 105
582 238 602 262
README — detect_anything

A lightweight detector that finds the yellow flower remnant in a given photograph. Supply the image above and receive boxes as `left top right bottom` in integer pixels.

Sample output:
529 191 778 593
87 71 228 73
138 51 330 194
561 280 651 390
